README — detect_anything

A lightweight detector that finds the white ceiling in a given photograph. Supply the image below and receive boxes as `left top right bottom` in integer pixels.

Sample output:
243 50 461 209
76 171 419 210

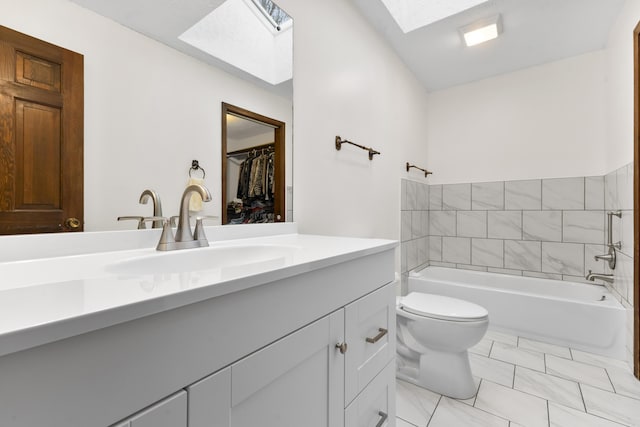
70 0 626 93
352 0 626 91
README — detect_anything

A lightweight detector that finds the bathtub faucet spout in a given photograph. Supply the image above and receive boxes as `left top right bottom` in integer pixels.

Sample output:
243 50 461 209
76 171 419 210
585 270 614 285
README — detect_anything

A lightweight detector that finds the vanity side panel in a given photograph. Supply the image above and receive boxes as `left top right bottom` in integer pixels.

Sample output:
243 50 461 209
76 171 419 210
0 250 394 427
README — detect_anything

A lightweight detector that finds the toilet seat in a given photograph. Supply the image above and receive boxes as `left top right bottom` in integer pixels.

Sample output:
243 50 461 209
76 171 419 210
399 292 488 322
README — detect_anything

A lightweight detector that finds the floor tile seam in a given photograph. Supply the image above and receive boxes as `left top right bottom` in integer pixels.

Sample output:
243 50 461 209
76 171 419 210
518 363 586 389
425 395 442 426
582 381 640 403
478 376 556 406
445 387 512 425
545 354 616 384
396 415 421 427
561 350 631 374
491 340 547 358
488 353 546 373
542 368 615 394
474 383 550 427
548 400 630 427
607 387 640 402
604 367 618 394
513 367 586 413
518 345 572 361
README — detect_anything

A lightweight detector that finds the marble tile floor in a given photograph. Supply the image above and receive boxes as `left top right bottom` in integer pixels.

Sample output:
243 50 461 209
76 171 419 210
396 330 640 427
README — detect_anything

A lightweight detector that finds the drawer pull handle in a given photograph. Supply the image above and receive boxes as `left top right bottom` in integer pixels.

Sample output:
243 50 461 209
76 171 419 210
366 328 388 344
336 342 348 354
375 411 388 427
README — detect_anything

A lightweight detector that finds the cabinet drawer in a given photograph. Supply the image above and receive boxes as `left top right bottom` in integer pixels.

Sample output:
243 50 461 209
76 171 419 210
345 361 396 427
345 282 395 405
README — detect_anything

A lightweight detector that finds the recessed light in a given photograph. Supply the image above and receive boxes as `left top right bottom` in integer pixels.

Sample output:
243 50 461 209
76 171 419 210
460 14 502 47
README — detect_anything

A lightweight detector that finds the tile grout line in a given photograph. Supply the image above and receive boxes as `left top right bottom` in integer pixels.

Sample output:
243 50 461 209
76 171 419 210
577 382 588 413
604 367 617 394
425 394 442 427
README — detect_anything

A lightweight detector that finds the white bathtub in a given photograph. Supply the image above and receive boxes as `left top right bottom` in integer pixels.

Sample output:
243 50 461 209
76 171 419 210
408 267 626 359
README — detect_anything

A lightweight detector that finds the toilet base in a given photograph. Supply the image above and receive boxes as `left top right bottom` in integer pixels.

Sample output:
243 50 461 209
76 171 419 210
397 349 477 399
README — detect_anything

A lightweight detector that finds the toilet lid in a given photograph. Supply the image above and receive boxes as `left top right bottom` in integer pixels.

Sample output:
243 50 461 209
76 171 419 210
399 292 488 322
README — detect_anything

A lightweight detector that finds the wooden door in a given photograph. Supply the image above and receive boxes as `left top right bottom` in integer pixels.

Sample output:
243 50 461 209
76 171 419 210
633 20 640 380
0 26 83 234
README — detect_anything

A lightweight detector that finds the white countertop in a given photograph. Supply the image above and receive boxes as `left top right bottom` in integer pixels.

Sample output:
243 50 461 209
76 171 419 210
0 223 397 357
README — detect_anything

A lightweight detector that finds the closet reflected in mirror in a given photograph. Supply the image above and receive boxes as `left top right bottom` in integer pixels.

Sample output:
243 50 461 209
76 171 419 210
222 103 285 224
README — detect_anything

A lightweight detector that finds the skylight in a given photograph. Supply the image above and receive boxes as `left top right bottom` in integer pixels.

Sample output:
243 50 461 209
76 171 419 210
380 0 490 33
251 0 292 31
178 0 292 85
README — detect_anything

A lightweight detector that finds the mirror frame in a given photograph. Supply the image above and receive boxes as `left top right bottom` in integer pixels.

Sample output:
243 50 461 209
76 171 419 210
221 102 286 225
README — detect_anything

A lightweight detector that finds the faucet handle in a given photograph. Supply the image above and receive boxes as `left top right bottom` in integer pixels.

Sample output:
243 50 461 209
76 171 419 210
117 216 146 229
141 216 168 230
193 217 210 247
156 218 177 251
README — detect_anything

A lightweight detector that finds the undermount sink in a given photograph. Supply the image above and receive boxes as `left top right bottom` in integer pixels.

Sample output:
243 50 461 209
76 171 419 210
107 244 301 276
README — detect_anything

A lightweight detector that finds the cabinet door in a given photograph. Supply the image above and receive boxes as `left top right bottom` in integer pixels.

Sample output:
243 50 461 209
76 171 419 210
229 310 345 427
187 367 231 427
345 361 396 427
129 391 187 427
345 283 396 404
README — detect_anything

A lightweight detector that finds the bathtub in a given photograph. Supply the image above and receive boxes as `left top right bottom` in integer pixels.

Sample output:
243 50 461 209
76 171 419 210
408 267 627 359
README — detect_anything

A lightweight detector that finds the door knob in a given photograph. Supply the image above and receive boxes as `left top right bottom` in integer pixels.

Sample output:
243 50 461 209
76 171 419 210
65 217 81 229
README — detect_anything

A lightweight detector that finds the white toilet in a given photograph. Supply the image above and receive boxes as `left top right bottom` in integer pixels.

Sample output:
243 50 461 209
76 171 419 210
396 292 489 399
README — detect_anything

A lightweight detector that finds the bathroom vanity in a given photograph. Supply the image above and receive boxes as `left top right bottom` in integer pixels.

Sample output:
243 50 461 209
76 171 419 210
0 224 396 427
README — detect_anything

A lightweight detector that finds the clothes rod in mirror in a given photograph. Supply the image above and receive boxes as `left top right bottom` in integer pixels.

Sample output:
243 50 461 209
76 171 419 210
335 136 380 160
406 162 432 178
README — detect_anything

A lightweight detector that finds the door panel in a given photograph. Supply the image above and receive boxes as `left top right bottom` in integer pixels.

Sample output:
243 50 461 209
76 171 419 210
0 25 83 234
15 100 61 209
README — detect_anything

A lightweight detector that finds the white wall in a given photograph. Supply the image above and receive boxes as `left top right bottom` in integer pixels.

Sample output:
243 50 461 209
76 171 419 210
0 0 292 231
425 51 608 184
277 0 430 241
606 0 640 172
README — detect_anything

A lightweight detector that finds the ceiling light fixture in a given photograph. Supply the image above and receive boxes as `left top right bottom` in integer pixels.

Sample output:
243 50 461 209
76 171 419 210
460 14 502 47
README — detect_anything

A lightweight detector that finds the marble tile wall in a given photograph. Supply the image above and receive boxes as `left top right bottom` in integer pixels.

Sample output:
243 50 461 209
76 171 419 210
602 163 635 370
400 162 635 369
427 176 609 282
400 179 430 276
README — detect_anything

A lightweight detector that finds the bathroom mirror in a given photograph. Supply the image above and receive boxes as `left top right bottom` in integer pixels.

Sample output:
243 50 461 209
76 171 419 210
1 0 293 232
221 103 285 224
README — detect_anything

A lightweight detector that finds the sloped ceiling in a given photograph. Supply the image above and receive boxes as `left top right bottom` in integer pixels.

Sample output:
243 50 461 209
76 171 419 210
70 0 626 93
352 0 626 91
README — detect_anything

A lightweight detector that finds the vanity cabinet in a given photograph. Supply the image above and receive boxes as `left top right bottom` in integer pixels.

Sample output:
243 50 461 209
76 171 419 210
187 283 395 427
0 234 396 427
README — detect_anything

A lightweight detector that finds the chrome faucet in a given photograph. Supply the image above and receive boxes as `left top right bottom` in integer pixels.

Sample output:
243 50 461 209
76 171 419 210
139 189 163 228
155 184 212 251
585 270 614 284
